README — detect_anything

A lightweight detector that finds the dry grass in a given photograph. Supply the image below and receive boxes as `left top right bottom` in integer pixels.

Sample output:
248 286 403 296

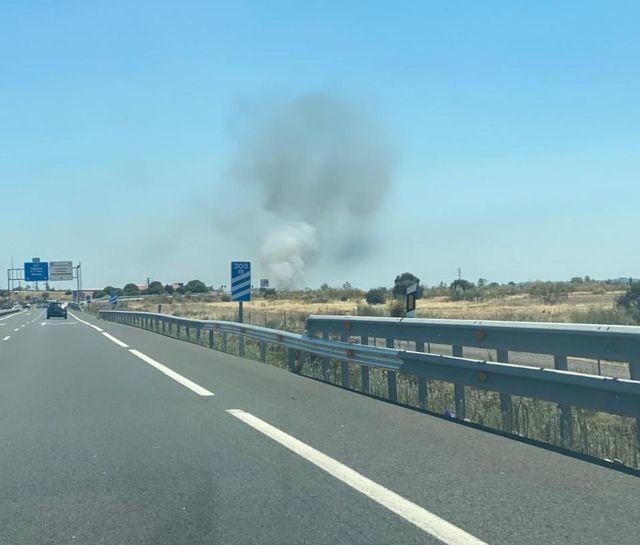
415 291 623 321
123 290 626 327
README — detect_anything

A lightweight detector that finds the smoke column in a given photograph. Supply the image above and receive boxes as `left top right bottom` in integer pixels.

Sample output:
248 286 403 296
233 93 396 288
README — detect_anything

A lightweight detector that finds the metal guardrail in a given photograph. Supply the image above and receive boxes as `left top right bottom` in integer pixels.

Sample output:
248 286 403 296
98 310 640 466
306 315 640 443
0 309 21 317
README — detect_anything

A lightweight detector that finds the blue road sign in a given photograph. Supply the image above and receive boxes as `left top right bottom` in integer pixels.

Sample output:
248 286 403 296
231 261 251 301
24 262 49 282
109 293 118 306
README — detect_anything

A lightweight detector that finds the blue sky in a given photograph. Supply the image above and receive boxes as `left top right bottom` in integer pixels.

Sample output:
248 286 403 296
2 1 639 290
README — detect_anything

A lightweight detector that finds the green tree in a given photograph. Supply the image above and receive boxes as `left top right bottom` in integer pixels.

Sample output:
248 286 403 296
392 272 423 299
365 287 388 305
449 279 476 301
92 290 105 299
164 284 174 294
175 286 186 295
184 279 208 293
103 286 122 296
147 281 164 295
122 283 140 296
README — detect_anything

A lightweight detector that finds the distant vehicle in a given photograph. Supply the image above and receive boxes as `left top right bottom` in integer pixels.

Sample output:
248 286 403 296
47 302 67 319
23 303 31 309
11 305 21 310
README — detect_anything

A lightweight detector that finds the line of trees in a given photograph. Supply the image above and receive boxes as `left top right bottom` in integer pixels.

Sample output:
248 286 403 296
92 279 210 299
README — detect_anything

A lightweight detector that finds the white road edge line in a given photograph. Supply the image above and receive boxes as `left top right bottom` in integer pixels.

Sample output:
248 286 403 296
0 311 25 321
68 313 103 332
128 349 214 397
101 331 129 348
226 409 488 545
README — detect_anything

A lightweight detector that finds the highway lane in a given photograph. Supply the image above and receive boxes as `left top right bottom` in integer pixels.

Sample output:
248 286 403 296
1 312 639 544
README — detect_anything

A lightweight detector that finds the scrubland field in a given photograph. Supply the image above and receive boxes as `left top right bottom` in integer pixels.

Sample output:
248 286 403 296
121 289 628 331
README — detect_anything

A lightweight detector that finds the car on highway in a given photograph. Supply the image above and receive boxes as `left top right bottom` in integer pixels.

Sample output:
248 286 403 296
46 301 68 319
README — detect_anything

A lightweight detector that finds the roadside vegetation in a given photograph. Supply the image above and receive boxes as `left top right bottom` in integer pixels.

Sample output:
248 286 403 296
81 274 640 331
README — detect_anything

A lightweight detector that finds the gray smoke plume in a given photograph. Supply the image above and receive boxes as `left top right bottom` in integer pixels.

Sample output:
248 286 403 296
233 93 396 288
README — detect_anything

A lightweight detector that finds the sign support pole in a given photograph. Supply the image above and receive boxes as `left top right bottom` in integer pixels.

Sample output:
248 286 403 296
406 283 417 318
238 301 244 323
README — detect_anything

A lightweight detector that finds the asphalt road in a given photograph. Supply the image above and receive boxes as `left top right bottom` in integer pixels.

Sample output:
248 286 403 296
1 309 639 545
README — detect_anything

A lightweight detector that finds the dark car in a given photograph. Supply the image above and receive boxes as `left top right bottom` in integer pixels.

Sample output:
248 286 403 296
47 302 67 319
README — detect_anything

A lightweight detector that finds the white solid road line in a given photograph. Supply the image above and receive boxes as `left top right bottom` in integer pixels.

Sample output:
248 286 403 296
0 311 25 321
128 349 214 396
68 313 104 332
13 328 19 332
227 410 489 545
101 331 129 348
2 336 9 341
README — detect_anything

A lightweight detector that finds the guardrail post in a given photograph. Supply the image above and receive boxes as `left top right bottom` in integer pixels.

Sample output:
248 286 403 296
260 340 266 362
196 327 201 344
239 334 245 357
386 338 398 401
415 341 428 408
452 345 466 419
209 330 214 349
554 355 574 447
361 335 370 394
185 326 190 341
288 348 296 371
222 332 227 352
340 333 350 388
418 376 428 409
321 331 330 380
628 359 640 447
162 319 166 334
497 349 513 433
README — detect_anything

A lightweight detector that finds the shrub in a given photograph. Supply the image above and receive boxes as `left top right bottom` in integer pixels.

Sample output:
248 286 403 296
530 282 570 305
387 299 405 317
616 282 640 321
221 293 231 302
365 287 388 305
449 279 477 301
261 288 278 299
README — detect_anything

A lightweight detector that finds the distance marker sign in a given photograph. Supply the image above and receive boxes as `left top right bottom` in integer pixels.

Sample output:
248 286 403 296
231 261 251 302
